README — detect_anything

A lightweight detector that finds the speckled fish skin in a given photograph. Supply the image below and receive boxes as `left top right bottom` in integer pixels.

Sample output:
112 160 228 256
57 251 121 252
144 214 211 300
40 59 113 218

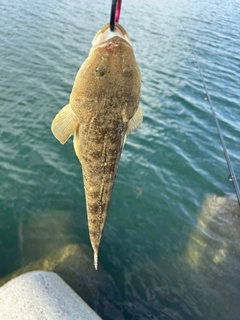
51 23 142 269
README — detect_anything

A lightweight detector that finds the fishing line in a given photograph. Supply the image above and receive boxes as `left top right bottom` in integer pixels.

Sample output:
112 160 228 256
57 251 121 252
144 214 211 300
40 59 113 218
181 22 240 205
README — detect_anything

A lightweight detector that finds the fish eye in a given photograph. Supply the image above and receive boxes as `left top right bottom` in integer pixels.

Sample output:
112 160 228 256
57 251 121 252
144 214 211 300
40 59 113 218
95 65 105 77
123 66 131 77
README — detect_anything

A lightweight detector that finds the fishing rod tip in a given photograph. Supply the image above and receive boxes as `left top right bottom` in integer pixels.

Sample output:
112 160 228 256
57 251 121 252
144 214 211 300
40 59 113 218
110 0 122 32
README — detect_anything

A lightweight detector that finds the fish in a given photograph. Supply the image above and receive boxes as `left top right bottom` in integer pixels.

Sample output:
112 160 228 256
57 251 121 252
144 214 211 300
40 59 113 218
51 22 142 269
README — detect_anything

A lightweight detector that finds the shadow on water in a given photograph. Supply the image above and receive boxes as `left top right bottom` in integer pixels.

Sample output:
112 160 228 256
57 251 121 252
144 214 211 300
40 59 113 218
0 194 240 319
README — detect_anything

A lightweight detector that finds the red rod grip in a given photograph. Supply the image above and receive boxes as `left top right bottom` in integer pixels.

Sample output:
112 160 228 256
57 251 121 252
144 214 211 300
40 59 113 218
115 0 122 22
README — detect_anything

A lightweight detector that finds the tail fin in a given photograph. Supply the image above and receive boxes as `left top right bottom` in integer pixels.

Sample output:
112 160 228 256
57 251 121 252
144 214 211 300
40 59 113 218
94 250 98 270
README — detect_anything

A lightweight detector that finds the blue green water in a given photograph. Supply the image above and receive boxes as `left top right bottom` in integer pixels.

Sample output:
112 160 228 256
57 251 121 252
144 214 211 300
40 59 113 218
1 0 240 318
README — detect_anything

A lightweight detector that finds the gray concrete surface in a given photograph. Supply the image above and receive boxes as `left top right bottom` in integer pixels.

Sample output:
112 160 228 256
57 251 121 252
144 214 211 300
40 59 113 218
0 271 101 320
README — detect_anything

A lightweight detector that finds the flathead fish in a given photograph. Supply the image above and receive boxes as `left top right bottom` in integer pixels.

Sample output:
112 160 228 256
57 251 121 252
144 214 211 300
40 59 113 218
51 23 142 269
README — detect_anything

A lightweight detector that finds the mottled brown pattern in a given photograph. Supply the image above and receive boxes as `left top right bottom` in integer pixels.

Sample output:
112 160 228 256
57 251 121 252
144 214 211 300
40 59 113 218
52 23 141 268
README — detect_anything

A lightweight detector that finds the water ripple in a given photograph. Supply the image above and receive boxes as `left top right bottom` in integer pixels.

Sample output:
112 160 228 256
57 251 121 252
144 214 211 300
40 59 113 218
1 0 240 318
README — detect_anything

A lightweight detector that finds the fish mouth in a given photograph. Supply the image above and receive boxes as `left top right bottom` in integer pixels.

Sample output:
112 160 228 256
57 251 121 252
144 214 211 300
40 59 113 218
92 22 131 47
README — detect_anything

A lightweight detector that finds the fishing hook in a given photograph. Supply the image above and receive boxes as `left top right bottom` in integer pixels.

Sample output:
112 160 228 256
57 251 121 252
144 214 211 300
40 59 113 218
110 0 122 31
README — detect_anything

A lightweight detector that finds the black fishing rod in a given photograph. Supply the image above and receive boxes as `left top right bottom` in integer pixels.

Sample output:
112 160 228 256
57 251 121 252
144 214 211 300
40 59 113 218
110 0 122 31
181 22 240 205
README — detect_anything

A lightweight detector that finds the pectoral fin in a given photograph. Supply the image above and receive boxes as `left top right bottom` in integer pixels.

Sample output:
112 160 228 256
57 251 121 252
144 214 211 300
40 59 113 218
126 106 143 136
122 106 143 148
51 104 78 144
73 127 81 163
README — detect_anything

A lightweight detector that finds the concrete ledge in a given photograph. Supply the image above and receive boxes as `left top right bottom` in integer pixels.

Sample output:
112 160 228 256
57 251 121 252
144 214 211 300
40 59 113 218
0 271 101 320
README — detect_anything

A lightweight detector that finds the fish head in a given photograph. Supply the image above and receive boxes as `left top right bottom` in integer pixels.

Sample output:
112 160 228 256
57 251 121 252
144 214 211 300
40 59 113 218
92 23 131 47
71 23 141 123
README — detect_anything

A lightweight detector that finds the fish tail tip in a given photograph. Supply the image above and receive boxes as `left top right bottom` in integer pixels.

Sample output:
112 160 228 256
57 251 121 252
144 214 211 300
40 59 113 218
94 251 98 270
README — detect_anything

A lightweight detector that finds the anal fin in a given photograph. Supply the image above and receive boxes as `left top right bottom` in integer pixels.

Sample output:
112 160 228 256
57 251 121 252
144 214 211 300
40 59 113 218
73 126 81 163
